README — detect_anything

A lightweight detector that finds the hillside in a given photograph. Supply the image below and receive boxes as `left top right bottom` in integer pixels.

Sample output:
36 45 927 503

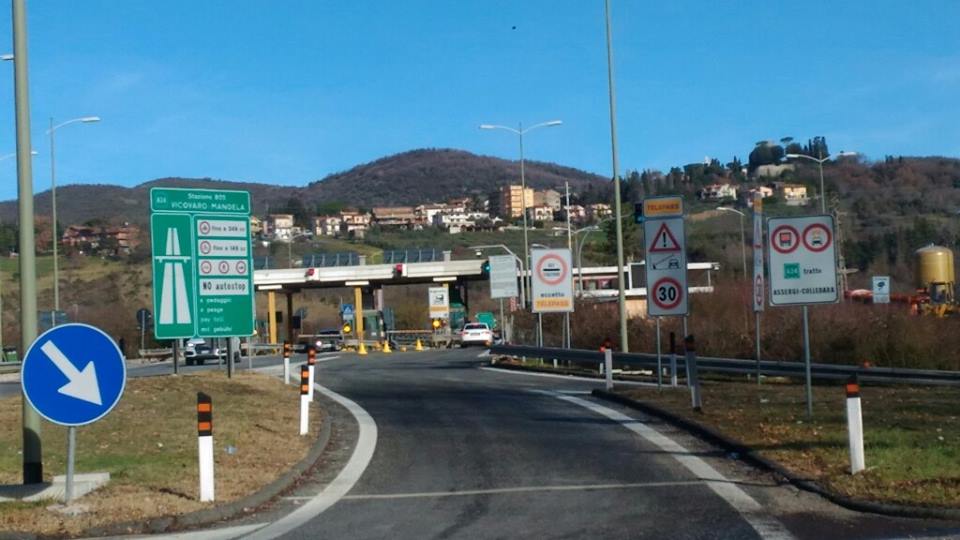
0 149 608 226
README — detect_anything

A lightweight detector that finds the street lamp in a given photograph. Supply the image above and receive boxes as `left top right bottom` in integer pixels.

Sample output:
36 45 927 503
47 116 100 325
785 150 857 213
573 225 600 296
0 150 36 362
716 207 747 278
479 120 562 302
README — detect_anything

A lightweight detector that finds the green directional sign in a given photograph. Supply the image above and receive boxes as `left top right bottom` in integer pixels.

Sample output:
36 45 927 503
150 188 254 339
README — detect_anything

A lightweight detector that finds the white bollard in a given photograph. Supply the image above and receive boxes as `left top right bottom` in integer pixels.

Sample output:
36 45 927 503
299 366 310 436
283 342 291 385
845 377 865 474
307 347 316 400
605 349 613 391
197 392 215 502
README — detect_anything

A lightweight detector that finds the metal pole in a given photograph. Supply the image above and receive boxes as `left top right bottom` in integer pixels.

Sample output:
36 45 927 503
604 0 629 353
49 117 59 324
802 305 813 417
817 150 826 214
755 312 761 384
65 426 76 503
565 182 572 349
655 317 662 391
172 339 180 375
738 213 747 278
226 337 234 379
499 298 504 341
14 0 43 484
518 123 530 305
537 313 543 347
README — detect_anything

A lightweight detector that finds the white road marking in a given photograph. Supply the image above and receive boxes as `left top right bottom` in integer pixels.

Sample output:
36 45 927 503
481 366 660 387
87 522 267 540
476 349 491 358
242 381 378 540
338 480 704 500
538 390 796 540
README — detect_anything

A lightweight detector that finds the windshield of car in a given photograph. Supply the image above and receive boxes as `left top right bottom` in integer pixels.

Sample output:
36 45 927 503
463 323 489 331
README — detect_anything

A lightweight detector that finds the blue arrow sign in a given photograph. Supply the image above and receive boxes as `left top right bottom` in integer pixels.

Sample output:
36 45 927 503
21 324 126 427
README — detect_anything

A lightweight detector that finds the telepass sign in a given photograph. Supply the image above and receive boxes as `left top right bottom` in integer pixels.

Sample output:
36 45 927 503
530 248 574 313
643 196 687 317
767 215 838 306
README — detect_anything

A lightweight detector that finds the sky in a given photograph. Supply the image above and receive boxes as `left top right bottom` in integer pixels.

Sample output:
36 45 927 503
0 1 959 200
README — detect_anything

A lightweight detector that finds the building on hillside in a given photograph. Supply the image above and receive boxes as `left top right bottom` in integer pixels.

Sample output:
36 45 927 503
313 215 342 237
526 205 555 223
446 198 471 213
741 186 774 207
753 163 795 178
497 185 534 219
61 224 102 253
415 204 449 226
698 183 738 201
267 214 295 240
559 204 587 223
339 209 371 239
61 222 140 255
103 223 141 254
776 183 809 206
587 203 612 220
432 210 472 234
372 207 417 229
534 189 562 211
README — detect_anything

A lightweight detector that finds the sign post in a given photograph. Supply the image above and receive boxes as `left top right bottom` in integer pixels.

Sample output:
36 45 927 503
768 215 839 416
752 193 764 384
489 255 519 340
872 276 890 304
21 324 126 503
643 196 687 319
150 188 254 343
530 249 574 347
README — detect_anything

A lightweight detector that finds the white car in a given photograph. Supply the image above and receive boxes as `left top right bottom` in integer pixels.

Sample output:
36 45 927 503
459 323 494 347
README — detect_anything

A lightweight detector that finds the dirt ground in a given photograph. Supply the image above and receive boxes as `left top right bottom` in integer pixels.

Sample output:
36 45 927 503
0 371 323 537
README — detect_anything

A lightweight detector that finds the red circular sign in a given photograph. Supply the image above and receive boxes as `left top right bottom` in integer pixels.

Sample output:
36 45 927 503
219 261 230 274
802 223 832 252
535 254 568 286
200 261 212 274
199 241 211 255
771 225 800 254
651 277 683 310
199 221 211 235
235 260 247 274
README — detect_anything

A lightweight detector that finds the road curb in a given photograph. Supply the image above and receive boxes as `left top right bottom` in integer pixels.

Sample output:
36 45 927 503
73 407 335 539
592 388 960 522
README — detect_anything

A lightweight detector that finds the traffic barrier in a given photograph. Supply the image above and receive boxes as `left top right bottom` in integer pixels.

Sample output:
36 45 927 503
299 366 310 436
283 342 292 385
358 340 368 355
197 392 215 502
415 339 424 351
307 347 316 400
845 376 865 474
382 340 392 354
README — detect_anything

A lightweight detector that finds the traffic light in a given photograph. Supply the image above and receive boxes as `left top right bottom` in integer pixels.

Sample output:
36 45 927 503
431 318 443 330
481 259 491 277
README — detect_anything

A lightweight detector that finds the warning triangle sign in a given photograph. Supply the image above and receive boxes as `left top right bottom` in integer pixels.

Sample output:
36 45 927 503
648 222 681 253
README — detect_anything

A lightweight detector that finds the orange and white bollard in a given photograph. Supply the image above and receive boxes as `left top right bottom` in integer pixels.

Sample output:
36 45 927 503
845 376 865 474
197 392 215 502
307 346 316 400
299 366 310 436
283 342 292 384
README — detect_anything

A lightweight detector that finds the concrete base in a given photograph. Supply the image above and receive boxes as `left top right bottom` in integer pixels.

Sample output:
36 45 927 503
0 472 110 503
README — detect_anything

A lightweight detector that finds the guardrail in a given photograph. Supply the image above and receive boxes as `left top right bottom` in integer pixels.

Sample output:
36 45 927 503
489 344 960 386
0 362 21 375
387 330 433 347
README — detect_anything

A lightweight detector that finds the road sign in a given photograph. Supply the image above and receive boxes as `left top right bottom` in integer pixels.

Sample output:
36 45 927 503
21 324 126 426
643 204 687 316
150 188 254 339
488 255 519 299
641 196 684 219
341 304 355 322
752 193 764 312
530 248 574 313
767 215 838 306
872 276 891 304
428 287 450 319
136 308 152 328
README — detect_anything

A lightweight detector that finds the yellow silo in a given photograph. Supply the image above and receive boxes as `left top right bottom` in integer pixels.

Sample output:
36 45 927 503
914 245 955 304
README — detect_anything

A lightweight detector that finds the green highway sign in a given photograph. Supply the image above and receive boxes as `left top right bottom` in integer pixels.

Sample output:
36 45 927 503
150 188 254 339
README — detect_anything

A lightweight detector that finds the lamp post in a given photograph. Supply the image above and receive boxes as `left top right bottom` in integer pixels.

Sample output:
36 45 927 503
479 120 562 302
785 150 857 213
574 224 600 296
716 207 747 278
0 151 36 357
604 0 628 353
47 116 100 325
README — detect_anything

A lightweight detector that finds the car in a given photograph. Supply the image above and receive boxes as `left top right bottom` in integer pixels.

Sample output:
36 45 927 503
459 322 494 347
295 330 342 353
184 338 240 365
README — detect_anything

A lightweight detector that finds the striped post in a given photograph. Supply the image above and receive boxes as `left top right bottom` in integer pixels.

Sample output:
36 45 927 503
299 366 310 435
845 376 865 474
197 392 215 502
307 346 316 400
283 342 292 385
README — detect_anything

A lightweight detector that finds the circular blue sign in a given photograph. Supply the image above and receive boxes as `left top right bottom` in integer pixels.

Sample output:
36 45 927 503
21 323 127 426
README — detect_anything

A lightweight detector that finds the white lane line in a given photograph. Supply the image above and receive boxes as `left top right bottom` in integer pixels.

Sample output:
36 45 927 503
480 366 660 387
338 480 703 500
538 391 796 540
242 382 378 540
87 522 267 540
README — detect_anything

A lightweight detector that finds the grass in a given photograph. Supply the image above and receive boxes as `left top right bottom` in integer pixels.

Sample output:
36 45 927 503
0 370 321 536
618 379 960 508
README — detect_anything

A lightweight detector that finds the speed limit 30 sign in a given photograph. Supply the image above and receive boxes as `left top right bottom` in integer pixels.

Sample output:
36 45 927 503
642 197 688 317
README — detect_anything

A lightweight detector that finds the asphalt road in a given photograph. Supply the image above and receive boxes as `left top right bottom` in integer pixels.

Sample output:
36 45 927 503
234 349 960 540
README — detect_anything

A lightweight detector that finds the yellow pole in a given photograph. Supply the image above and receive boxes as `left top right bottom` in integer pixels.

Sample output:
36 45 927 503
355 287 367 355
268 291 277 344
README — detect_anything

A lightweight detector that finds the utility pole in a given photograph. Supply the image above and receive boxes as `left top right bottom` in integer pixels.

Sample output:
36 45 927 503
13 0 43 484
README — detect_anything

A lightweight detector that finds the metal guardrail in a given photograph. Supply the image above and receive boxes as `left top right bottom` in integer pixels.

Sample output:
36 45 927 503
387 330 433 346
489 345 960 386
0 362 21 374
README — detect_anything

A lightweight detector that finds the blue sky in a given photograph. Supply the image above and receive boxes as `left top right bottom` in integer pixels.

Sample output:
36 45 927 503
0 1 958 200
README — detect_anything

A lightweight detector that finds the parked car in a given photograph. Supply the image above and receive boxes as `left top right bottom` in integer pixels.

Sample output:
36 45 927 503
459 322 494 347
184 338 239 365
295 329 343 353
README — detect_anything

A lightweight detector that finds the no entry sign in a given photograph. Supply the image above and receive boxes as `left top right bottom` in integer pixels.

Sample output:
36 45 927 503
531 248 573 313
767 215 838 306
643 197 687 317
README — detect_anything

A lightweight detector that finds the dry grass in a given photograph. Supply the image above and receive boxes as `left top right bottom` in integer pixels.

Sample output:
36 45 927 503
0 371 321 536
620 380 960 508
